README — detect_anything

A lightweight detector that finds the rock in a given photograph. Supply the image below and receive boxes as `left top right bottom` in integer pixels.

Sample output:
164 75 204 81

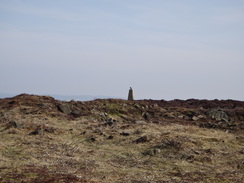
199 123 217 129
107 135 113 139
159 108 167 113
142 149 154 156
71 110 81 116
80 131 86 135
197 115 205 119
105 121 114 126
208 109 229 122
163 112 176 119
142 112 149 120
44 127 56 133
1 121 22 132
8 100 16 105
181 154 195 161
134 136 149 143
134 104 141 109
134 120 146 125
185 111 195 118
107 118 117 123
192 116 199 121
99 112 107 118
29 125 55 135
120 132 130 136
153 148 161 154
143 148 161 156
8 120 22 129
58 104 71 114
29 126 43 135
178 115 184 119
88 136 96 142
153 104 158 108
90 137 96 142
104 118 118 126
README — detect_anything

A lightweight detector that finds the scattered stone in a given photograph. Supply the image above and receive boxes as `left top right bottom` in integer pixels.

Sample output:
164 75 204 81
134 104 140 109
105 121 114 126
208 109 229 122
152 104 158 108
143 148 161 156
44 127 56 133
107 118 117 122
90 137 96 142
142 149 154 156
199 123 217 129
153 148 161 154
159 108 167 113
58 104 71 114
133 129 142 135
99 112 107 119
163 112 176 119
205 149 213 154
120 132 130 136
134 120 146 125
197 115 205 119
7 129 18 134
8 120 22 129
237 161 244 169
29 127 42 135
71 110 81 116
185 111 195 118
142 112 149 120
178 115 184 119
183 116 190 120
182 154 195 161
134 136 149 143
107 135 113 139
192 116 199 121
8 100 16 105
105 118 117 126
29 125 55 135
80 131 86 135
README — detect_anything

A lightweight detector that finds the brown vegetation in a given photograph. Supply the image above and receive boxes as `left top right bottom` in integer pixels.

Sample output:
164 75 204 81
0 94 243 182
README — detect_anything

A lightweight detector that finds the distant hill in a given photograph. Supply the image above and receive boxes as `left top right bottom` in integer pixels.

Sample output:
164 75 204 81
0 93 122 101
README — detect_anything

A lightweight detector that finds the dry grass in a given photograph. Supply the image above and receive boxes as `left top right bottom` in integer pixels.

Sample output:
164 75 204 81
0 95 243 182
0 119 243 183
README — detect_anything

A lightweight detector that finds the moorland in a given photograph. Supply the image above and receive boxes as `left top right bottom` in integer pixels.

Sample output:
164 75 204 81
0 94 243 182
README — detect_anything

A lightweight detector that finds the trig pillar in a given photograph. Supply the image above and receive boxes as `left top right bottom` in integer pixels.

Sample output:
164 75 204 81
128 87 134 101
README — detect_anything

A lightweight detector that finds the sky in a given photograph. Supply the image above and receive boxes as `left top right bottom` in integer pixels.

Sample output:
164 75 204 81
0 0 244 100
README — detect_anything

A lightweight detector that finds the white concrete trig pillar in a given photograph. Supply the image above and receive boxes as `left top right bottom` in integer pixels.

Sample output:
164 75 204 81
128 87 134 101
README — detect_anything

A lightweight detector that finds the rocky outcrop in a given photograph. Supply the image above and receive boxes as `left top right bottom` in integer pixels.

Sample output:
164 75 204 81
58 104 72 114
0 120 23 132
0 94 244 131
208 109 229 122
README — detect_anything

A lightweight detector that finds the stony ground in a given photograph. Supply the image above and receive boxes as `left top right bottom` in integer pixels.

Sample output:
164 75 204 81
0 94 243 182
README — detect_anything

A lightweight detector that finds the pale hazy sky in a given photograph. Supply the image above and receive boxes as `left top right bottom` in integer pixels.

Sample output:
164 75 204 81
0 0 244 100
